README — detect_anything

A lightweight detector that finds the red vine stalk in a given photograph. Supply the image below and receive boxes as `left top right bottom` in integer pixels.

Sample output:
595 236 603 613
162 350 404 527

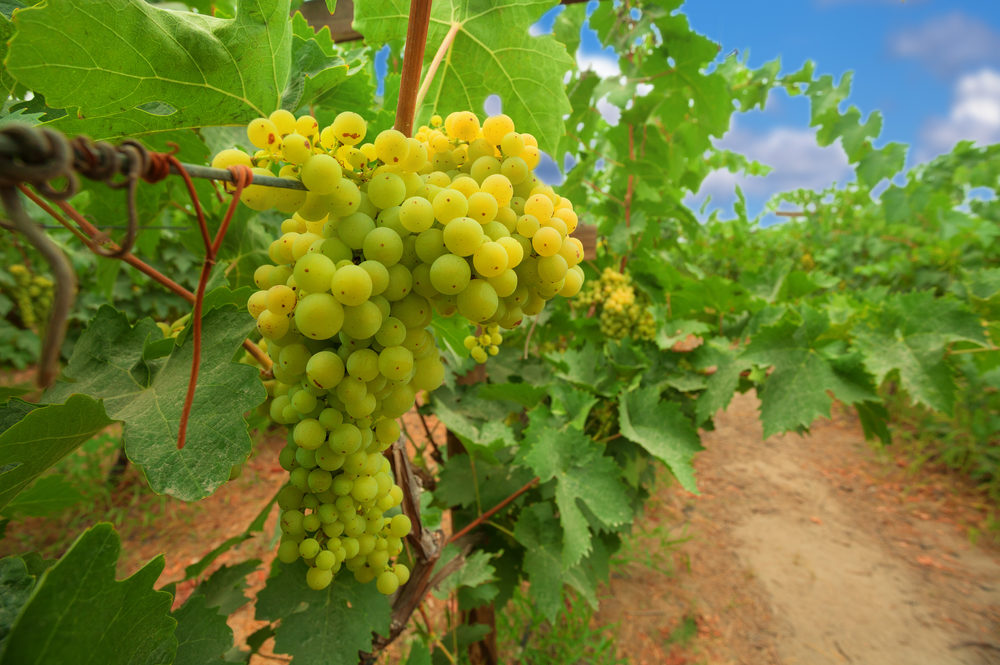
176 164 252 450
448 477 539 544
394 0 434 137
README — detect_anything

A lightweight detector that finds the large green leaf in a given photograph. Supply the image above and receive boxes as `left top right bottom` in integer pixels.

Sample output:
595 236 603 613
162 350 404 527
852 292 987 413
0 475 85 517
6 0 292 139
171 594 233 665
283 11 374 112
0 524 176 665
513 503 564 621
0 394 113 511
353 0 574 154
0 557 35 653
618 385 701 493
521 427 631 567
46 306 265 501
255 562 391 665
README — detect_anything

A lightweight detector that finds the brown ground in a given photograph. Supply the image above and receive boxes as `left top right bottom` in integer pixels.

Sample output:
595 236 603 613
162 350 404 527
4 392 999 664
599 392 1000 665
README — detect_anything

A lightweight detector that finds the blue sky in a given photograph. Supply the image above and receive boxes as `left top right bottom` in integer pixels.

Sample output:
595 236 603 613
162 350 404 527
537 0 1000 223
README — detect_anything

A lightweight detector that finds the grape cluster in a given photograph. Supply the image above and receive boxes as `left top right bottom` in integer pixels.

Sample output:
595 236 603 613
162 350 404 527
4 265 53 330
578 267 655 341
214 108 585 594
463 323 503 363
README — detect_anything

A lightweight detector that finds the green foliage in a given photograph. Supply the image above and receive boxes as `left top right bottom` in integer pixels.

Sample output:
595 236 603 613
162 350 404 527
354 0 575 154
45 305 265 500
0 524 176 665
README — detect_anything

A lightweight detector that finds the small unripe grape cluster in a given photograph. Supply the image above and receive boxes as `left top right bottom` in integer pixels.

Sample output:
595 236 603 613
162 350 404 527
214 108 586 592
463 324 502 364
578 268 655 341
5 264 53 330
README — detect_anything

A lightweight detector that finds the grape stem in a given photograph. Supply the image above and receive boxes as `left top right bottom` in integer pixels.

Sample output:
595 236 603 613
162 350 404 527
448 476 539 544
18 184 273 372
414 22 463 117
394 0 434 137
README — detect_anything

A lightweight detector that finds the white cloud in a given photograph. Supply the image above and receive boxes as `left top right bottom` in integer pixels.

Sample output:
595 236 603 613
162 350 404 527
889 12 1000 76
576 51 620 78
696 122 852 201
919 68 1000 158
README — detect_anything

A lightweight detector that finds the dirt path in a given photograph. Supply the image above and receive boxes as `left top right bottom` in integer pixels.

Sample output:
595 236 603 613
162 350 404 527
599 392 1000 665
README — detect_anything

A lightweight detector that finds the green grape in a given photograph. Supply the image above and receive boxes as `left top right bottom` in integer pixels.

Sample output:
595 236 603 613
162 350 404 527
301 154 343 194
329 178 362 217
335 212 375 250
241 168 282 211
341 301 383 339
359 260 390 296
410 263 436 299
403 328 434 357
330 265 373 306
257 310 290 339
497 236 524 268
211 148 253 171
472 241 508 277
411 354 445 391
367 172 407 209
487 269 518 298
281 509 305 535
282 132 312 164
375 316 407 347
381 383 416 419
457 279 499 323
351 475 378 503
293 253 336 294
305 351 345 390
382 264 412 302
268 109 296 135
293 418 326 450
362 227 404 266
516 214 540 238
415 228 447 263
537 254 568 283
432 189 469 223
277 540 300 564
501 156 529 184
532 226 562 257
294 293 344 340
374 417 400 445
247 290 269 318
394 563 411 585
378 346 414 381
290 389 317 414
470 346 488 363
347 348 380 381
391 294 432 329
443 217 485 257
335 375 367 408
480 174 513 207
525 193 555 221
466 191 499 223
389 514 412 538
560 265 584 297
374 129 409 164
308 468 333 493
306 567 333 590
332 474 354 496
315 550 337 570
399 196 434 232
332 111 367 145
247 117 280 150
430 254 472 295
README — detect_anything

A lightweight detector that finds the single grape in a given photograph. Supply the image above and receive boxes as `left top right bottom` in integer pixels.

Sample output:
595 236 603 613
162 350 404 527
430 254 472 295
293 253 336 294
301 154 343 194
294 293 345 340
443 217 485 257
330 264 373 307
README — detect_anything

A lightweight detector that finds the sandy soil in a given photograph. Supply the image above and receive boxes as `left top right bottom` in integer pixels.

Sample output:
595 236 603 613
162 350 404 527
598 392 1000 665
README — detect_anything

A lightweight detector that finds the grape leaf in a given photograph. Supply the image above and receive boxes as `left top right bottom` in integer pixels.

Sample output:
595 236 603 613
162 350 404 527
0 475 85 517
618 385 702 493
852 292 987 413
353 0 574 155
856 142 907 188
513 502 563 622
521 427 631 567
46 306 265 501
0 524 176 665
0 394 113 511
6 0 292 139
0 557 35 652
255 562 391 665
196 560 260 615
172 594 233 665
283 11 374 112
431 546 496 598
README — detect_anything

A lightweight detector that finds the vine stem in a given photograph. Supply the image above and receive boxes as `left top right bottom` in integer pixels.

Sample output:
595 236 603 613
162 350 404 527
414 22 462 115
394 0 434 137
620 123 635 273
18 185 273 372
448 477 539 544
176 163 252 450
0 187 76 388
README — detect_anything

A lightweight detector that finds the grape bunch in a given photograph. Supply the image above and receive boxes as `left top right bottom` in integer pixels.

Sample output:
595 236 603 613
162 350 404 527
578 267 655 341
463 324 503 363
213 108 585 594
3 264 53 330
